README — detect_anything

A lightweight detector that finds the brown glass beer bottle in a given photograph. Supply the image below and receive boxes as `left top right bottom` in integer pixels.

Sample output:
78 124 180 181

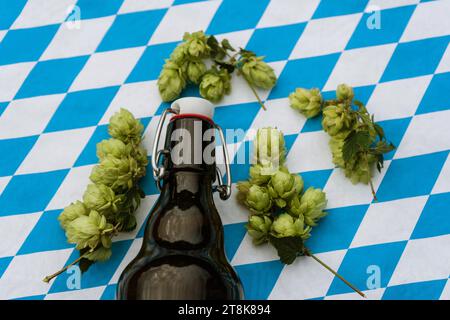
117 98 244 300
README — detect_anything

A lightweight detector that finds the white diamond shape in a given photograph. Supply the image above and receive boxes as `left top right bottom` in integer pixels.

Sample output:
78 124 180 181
394 109 450 159
99 80 160 125
70 47 145 92
119 0 174 14
324 43 396 90
269 250 346 300
323 160 391 209
366 75 432 121
400 0 450 43
350 196 428 248
388 235 450 286
41 17 115 61
46 165 94 211
0 62 36 102
0 212 42 258
286 131 334 173
257 0 320 28
0 249 73 299
290 13 362 60
17 127 95 175
11 0 77 29
0 94 65 139
149 0 221 44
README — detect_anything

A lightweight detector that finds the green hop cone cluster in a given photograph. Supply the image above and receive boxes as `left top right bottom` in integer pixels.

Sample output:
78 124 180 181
46 109 148 283
289 88 323 118
157 30 277 108
240 55 277 90
199 67 231 102
288 83 395 199
237 127 328 265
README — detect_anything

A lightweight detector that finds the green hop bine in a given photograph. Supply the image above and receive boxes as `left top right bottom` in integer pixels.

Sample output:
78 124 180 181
289 83 395 200
44 109 147 283
157 30 277 109
238 126 366 298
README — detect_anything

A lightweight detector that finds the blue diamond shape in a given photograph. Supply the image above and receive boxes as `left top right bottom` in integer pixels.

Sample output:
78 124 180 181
416 72 450 115
230 140 252 183
0 0 26 30
246 23 306 62
376 151 448 202
381 36 450 82
18 210 73 255
74 0 124 19
411 192 450 239
269 53 340 99
0 256 13 279
382 279 447 300
97 9 167 52
346 5 415 50
0 135 38 177
45 86 120 133
0 24 59 66
0 169 68 216
327 241 407 295
15 56 89 99
224 222 247 261
306 204 369 254
299 169 333 190
101 284 117 300
206 0 270 34
0 102 8 117
49 239 133 293
214 102 261 134
313 0 369 19
235 260 284 299
375 117 411 160
127 42 178 83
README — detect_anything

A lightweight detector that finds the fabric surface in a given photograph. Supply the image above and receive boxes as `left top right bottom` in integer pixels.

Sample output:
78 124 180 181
0 0 449 300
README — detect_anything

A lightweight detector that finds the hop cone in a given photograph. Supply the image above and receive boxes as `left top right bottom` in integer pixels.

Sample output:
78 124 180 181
244 184 272 214
58 201 88 230
322 104 354 137
246 215 272 245
241 56 276 89
289 88 322 118
199 68 231 102
267 170 304 208
158 60 186 102
271 213 311 240
183 31 210 58
108 108 144 144
253 127 286 168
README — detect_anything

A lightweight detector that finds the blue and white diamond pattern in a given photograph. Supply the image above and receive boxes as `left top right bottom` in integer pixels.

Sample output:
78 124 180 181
0 0 449 300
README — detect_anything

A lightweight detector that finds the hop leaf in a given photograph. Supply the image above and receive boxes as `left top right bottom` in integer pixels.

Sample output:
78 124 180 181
108 108 144 144
84 246 112 262
246 215 272 245
253 127 286 168
96 138 131 161
289 88 322 118
66 210 114 250
199 67 231 102
241 56 276 90
158 60 186 102
244 185 272 214
58 201 88 230
267 170 303 208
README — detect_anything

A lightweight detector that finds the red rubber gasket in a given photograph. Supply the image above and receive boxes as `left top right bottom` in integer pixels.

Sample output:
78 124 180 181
170 113 215 125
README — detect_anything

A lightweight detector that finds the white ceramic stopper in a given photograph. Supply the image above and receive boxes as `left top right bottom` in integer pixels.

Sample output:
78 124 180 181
170 97 215 119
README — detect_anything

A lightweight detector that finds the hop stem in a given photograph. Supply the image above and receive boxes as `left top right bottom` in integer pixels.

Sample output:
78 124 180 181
304 247 366 298
369 179 377 202
43 254 85 283
242 74 267 110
